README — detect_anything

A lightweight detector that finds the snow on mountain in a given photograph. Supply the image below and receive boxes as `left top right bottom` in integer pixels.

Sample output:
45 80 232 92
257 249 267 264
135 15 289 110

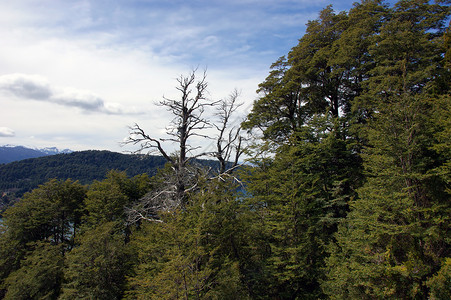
39 147 73 155
0 145 73 164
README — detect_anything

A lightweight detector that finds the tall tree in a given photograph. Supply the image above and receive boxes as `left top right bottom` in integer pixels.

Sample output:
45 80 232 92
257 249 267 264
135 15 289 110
324 1 451 298
83 170 150 228
243 4 375 146
239 2 382 298
2 179 86 248
242 114 362 299
3 242 64 300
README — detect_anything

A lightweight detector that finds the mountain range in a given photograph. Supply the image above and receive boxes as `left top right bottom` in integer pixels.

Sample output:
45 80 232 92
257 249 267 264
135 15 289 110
0 145 72 164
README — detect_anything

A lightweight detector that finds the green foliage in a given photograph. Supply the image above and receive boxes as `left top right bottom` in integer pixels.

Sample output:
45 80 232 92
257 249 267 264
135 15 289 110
83 170 150 227
0 150 221 214
3 241 64 300
0 179 86 298
126 179 250 299
0 171 148 299
323 1 451 299
0 150 165 206
242 1 387 147
430 94 451 194
427 258 451 300
60 222 132 300
241 114 361 299
3 179 86 247
0 227 22 298
0 1 449 299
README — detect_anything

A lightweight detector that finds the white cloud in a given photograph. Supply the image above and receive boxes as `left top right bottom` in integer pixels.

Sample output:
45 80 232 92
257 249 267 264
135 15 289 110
0 74 142 115
0 127 15 137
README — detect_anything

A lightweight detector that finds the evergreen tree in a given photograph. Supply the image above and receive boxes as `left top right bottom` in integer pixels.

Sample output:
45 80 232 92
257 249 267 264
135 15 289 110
0 179 86 298
60 222 132 300
240 2 379 298
3 179 86 247
60 171 149 299
242 2 386 146
242 114 361 299
126 178 250 299
83 170 150 228
324 1 450 298
3 242 64 300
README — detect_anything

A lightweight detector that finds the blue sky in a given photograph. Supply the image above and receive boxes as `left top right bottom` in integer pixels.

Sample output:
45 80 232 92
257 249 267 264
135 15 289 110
0 0 396 153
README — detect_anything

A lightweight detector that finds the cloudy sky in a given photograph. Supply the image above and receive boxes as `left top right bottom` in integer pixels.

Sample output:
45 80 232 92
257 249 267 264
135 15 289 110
0 0 394 153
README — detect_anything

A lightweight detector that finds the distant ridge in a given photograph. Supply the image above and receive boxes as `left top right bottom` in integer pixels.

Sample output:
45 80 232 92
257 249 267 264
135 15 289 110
0 149 219 212
0 145 73 164
0 150 167 211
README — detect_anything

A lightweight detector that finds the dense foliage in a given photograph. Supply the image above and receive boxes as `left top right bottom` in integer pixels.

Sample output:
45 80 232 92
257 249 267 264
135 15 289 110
0 1 449 299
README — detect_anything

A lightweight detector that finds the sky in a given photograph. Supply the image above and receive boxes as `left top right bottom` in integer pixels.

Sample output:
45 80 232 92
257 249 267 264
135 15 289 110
0 0 394 154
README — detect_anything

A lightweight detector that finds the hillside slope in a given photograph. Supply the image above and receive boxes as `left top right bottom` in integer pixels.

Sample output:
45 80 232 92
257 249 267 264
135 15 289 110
0 150 168 211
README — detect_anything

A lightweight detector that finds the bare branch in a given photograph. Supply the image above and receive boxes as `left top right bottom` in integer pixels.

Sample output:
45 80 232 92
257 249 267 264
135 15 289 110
123 123 175 165
213 89 245 174
124 70 247 224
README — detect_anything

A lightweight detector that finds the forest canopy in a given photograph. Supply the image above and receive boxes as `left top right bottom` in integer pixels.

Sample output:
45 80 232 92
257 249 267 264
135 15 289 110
0 0 450 299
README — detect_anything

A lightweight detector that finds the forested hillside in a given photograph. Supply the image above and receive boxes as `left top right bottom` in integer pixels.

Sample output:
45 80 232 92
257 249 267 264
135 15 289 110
0 151 167 211
0 151 221 212
0 1 449 299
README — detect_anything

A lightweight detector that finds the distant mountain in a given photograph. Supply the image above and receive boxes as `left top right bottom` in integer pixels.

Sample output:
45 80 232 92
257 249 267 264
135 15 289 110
0 145 73 164
0 149 219 212
0 150 167 212
39 147 73 155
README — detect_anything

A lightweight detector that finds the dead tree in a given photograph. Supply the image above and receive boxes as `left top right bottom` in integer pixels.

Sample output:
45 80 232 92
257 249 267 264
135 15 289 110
213 89 244 176
124 70 244 223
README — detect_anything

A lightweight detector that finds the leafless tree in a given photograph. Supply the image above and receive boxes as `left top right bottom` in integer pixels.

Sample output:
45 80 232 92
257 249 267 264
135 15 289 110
213 89 244 176
124 70 244 223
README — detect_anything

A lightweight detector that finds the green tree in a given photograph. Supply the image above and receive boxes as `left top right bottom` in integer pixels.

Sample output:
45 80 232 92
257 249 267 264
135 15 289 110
83 170 150 228
3 242 64 300
427 258 451 300
60 222 132 300
126 178 250 299
324 1 451 298
3 179 86 247
241 114 361 299
59 171 149 299
0 179 86 298
0 225 22 298
240 3 382 298
242 2 385 146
